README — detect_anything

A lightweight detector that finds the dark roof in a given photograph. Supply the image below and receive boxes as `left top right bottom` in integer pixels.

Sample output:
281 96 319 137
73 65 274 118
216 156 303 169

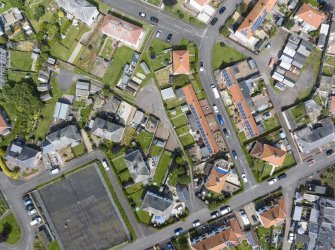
5 141 40 168
141 191 173 218
124 150 150 183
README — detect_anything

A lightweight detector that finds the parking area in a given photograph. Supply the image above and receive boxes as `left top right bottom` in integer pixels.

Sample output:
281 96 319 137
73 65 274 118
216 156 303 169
39 164 129 250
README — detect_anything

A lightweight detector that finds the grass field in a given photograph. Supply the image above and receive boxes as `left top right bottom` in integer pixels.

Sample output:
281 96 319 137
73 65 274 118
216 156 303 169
153 151 172 186
146 39 171 71
9 50 32 71
0 212 20 244
212 43 246 70
136 131 154 153
48 240 61 250
112 157 127 173
179 133 195 146
72 143 86 157
136 210 152 224
103 46 134 86
263 117 279 131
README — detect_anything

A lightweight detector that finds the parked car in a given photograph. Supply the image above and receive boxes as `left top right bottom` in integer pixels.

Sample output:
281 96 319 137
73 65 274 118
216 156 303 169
241 173 247 183
30 216 42 226
277 173 287 180
166 33 173 42
150 16 159 24
268 57 275 68
193 220 201 227
50 167 60 175
155 29 161 38
102 159 110 170
174 227 183 236
239 209 250 226
27 206 37 215
267 178 277 185
288 232 295 243
232 150 238 159
139 12 146 18
219 6 226 15
307 159 315 165
210 17 218 25
326 149 334 157
213 105 219 113
24 198 33 207
222 128 230 138
199 61 204 72
220 206 231 215
166 242 173 250
217 114 224 125
210 211 220 219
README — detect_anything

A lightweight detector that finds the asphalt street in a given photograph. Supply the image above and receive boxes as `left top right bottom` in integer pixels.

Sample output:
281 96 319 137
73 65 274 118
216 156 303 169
1 1 334 250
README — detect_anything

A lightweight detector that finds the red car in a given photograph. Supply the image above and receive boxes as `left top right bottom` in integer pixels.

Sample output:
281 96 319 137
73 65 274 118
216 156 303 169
307 159 315 165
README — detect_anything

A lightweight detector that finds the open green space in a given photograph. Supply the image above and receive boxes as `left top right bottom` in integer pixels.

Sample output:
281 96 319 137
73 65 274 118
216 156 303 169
263 117 279 131
112 157 127 173
256 226 272 250
48 240 61 250
128 189 145 206
136 210 151 224
212 43 246 70
290 103 309 127
146 39 171 71
100 38 113 59
325 55 335 66
164 4 205 27
176 124 190 136
179 133 195 146
237 131 247 144
252 159 274 181
153 151 172 186
72 143 86 157
119 169 133 183
103 46 134 86
146 0 161 6
151 145 163 157
283 153 296 167
322 65 334 76
165 98 185 110
136 131 154 153
125 182 144 195
171 114 188 128
0 212 20 244
9 50 32 71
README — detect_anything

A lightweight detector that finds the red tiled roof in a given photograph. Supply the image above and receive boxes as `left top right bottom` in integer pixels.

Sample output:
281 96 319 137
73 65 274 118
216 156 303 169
237 0 278 38
0 110 10 134
329 96 335 114
173 50 190 75
183 84 219 154
205 167 228 194
259 198 286 228
100 15 143 47
295 3 326 30
250 141 287 166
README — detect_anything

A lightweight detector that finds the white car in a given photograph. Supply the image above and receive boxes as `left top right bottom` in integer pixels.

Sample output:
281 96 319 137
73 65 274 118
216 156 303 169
213 105 219 113
155 29 161 38
220 206 231 215
210 211 219 219
241 173 248 183
102 160 110 171
199 62 204 72
50 167 60 175
30 216 42 226
288 232 295 243
28 208 37 215
192 220 201 227
267 178 277 185
139 12 146 18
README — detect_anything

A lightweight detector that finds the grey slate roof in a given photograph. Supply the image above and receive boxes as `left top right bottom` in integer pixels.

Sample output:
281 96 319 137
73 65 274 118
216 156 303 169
5 141 40 169
91 117 124 142
42 125 81 154
141 191 173 219
55 0 98 25
124 150 150 183
295 117 335 153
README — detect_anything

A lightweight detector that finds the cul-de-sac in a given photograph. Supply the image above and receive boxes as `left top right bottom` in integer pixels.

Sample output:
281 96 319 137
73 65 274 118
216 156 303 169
0 0 334 249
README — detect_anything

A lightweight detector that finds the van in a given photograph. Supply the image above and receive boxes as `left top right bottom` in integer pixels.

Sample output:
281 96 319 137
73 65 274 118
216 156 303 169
30 216 42 226
220 206 231 215
50 167 60 175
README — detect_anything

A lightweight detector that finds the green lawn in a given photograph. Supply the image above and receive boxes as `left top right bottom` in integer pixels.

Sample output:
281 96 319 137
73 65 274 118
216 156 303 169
112 157 127 173
146 39 171 71
256 227 272 250
263 117 279 131
325 55 335 66
290 103 309 127
179 133 195 146
61 24 88 48
165 98 185 109
171 114 188 128
136 131 154 153
151 145 163 157
237 131 247 143
153 151 172 186
72 143 86 157
103 46 135 86
100 38 113 59
119 169 133 183
212 43 246 70
252 159 274 182
125 182 144 195
128 189 145 206
0 212 20 244
48 240 61 250
164 5 205 27
322 65 334 76
146 0 161 6
9 50 32 71
176 125 190 135
50 41 77 62
136 210 152 224
283 153 296 167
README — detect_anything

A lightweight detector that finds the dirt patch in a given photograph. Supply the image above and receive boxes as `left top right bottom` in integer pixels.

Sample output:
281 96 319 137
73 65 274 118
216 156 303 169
16 41 34 51
59 147 74 162
155 66 171 87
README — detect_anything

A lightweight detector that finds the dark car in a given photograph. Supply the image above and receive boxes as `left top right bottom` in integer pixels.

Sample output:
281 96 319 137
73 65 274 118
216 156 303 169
219 6 226 15
150 16 159 24
166 33 173 42
217 114 224 125
326 149 334 157
277 173 287 180
222 128 230 138
232 150 238 160
174 227 183 236
210 17 218 26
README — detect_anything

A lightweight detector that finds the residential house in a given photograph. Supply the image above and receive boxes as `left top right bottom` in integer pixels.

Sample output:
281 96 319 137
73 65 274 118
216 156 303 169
183 84 219 154
55 0 99 26
124 150 150 183
89 117 125 143
41 125 81 154
53 102 71 121
187 0 215 23
294 3 326 32
234 0 278 46
250 141 287 167
1 8 23 29
100 15 144 50
76 81 90 97
172 50 190 75
294 117 335 153
257 198 286 228
141 191 174 224
132 110 144 126
0 108 11 136
5 141 41 169
161 87 175 100
191 218 247 250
